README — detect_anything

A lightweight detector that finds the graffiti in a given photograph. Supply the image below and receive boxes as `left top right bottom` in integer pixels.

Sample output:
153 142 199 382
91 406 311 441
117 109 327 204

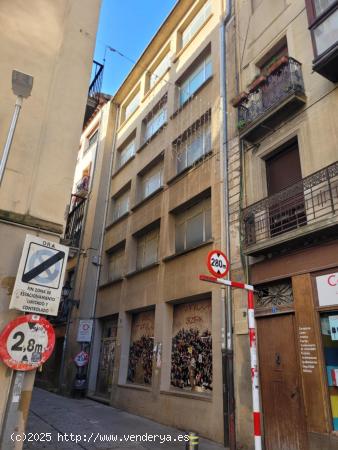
171 328 212 391
127 335 154 385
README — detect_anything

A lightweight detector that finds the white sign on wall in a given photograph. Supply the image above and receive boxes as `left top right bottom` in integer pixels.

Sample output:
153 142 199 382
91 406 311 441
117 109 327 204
316 272 338 307
77 319 93 342
9 234 69 316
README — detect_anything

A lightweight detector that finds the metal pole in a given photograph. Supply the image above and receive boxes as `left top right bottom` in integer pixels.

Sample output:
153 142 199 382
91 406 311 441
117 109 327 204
0 96 23 187
247 290 262 450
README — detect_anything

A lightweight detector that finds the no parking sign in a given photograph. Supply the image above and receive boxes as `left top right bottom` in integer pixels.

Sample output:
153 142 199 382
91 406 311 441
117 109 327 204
9 234 69 316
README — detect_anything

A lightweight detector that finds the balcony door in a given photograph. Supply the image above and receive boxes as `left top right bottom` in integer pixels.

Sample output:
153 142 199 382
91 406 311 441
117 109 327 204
266 142 306 236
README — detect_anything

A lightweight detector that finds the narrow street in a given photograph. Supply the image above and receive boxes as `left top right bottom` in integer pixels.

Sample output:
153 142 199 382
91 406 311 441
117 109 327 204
24 389 225 450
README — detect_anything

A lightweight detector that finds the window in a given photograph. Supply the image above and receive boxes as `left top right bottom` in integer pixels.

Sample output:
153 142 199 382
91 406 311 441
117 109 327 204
313 8 338 55
176 120 211 174
175 198 211 253
116 139 135 170
320 311 338 431
313 0 336 16
179 55 212 105
124 90 140 121
149 53 170 89
181 1 211 48
107 248 124 281
144 104 167 141
112 189 130 222
136 228 159 270
140 162 163 201
84 130 98 155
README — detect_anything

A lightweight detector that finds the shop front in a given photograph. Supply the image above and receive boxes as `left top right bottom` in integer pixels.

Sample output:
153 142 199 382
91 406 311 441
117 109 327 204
251 240 338 450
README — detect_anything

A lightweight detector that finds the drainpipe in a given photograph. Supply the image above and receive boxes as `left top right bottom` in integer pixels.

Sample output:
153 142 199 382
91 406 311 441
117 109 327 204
86 101 120 392
219 0 235 449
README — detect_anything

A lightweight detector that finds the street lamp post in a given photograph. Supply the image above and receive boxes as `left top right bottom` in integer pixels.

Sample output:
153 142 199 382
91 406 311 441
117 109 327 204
0 70 34 187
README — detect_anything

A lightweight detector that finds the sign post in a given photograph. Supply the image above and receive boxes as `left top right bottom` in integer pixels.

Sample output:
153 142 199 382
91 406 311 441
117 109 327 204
0 314 55 449
199 273 262 450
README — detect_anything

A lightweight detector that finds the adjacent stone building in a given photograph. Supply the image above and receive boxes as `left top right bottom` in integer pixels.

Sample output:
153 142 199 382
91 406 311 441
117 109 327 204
0 0 101 446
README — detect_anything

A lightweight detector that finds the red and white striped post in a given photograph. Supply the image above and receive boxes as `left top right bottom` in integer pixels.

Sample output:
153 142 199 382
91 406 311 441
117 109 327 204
199 275 262 450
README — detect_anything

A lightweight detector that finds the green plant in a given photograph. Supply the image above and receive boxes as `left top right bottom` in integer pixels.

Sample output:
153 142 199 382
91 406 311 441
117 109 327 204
237 119 247 130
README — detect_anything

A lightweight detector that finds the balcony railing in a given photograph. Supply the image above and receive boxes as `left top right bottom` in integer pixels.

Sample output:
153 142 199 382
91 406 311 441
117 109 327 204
237 57 306 141
242 161 338 253
64 197 86 248
83 60 104 126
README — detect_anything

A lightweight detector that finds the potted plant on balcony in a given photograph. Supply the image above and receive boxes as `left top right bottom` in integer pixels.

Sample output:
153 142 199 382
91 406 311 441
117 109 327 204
230 91 249 107
248 73 266 93
237 119 247 131
266 55 289 76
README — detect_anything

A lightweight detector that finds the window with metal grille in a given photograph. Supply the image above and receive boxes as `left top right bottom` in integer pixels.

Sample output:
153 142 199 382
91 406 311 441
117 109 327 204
112 189 130 222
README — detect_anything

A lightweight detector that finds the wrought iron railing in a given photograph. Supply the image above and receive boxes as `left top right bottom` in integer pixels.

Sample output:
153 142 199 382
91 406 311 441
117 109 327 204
83 60 104 125
238 57 305 129
64 197 86 248
242 161 338 248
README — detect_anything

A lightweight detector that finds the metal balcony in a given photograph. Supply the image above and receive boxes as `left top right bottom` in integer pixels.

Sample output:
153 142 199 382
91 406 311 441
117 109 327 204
63 197 86 248
83 60 104 127
242 161 338 255
237 58 306 142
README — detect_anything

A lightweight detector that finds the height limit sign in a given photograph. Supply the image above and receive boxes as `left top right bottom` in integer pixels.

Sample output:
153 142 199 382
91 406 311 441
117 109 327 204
9 234 69 316
207 249 229 278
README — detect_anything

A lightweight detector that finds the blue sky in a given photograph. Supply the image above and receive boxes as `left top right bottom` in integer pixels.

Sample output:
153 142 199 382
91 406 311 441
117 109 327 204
94 0 177 96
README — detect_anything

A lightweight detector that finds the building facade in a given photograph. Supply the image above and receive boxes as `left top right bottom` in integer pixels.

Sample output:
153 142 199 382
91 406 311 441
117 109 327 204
63 0 232 444
230 0 338 449
0 0 101 446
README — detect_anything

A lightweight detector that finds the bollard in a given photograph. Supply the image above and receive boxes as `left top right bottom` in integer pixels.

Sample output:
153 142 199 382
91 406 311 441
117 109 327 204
186 432 199 450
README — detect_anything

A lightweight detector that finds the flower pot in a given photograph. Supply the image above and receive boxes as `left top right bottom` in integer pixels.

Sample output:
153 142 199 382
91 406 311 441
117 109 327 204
230 91 248 107
248 75 266 93
266 55 289 76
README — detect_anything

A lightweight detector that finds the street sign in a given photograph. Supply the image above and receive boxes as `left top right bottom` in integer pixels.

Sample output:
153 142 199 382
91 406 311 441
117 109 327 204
77 320 93 343
206 249 229 278
0 315 55 371
9 234 69 316
74 351 89 367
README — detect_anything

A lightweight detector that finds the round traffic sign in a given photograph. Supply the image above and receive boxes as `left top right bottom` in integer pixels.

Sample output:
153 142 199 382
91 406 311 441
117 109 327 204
74 351 89 367
0 315 55 371
207 250 229 278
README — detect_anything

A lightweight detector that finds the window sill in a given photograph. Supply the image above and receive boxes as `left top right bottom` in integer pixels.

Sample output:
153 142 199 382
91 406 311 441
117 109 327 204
131 186 164 212
160 388 212 402
167 150 213 186
125 262 160 278
112 155 135 178
170 76 213 119
105 212 130 230
137 122 167 153
99 277 124 289
172 13 213 64
118 383 151 392
163 239 213 262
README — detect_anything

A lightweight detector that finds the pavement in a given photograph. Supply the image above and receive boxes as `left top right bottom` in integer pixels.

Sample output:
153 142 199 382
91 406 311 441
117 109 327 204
23 388 226 450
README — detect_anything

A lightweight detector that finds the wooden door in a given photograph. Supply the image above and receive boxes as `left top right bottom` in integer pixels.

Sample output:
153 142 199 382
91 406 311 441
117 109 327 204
257 314 308 450
266 143 306 236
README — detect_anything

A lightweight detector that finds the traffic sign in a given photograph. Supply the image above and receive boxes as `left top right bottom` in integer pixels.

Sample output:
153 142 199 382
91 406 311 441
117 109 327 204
0 315 55 371
77 320 93 343
9 234 69 316
74 351 89 367
206 249 229 278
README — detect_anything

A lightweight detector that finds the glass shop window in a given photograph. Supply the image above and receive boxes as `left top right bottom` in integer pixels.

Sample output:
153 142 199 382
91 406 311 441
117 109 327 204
320 311 338 431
